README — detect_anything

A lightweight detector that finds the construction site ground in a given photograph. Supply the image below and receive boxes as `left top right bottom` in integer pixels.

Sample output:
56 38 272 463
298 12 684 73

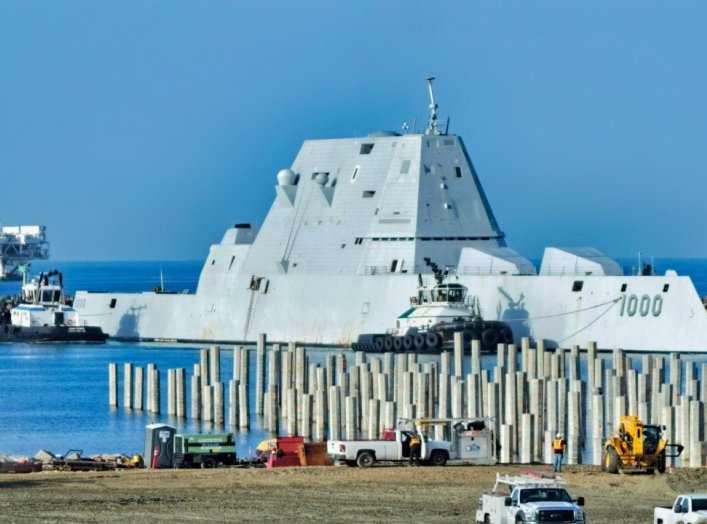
0 463 704 523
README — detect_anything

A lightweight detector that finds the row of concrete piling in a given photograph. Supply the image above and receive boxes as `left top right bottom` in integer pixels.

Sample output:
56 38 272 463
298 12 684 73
108 334 707 467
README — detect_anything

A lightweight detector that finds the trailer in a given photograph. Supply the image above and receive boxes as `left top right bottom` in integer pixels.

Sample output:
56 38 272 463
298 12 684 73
173 433 236 469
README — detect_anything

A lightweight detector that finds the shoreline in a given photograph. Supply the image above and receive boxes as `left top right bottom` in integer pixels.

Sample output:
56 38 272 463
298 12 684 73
1 464 705 523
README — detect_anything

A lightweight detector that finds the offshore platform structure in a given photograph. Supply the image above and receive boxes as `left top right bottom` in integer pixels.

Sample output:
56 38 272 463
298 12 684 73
0 225 49 280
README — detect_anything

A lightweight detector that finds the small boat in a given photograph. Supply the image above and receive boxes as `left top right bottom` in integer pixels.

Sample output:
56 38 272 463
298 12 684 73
354 258 513 353
0 270 108 343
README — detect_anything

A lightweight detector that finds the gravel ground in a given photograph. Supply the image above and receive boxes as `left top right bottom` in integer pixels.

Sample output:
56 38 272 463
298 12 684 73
0 464 704 523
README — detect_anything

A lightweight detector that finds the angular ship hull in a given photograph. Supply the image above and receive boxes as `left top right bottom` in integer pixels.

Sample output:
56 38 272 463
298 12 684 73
74 271 706 352
74 83 707 352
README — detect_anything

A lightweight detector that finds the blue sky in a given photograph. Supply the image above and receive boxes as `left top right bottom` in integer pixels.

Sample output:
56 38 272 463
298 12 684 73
1 1 705 260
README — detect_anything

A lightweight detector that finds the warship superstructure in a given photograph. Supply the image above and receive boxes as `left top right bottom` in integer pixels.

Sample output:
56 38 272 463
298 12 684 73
0 226 49 280
74 79 707 352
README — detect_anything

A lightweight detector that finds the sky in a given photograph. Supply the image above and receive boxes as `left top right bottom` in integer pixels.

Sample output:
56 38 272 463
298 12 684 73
1 1 705 261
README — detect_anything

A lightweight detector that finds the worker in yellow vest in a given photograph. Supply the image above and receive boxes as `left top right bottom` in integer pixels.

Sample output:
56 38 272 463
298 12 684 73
552 433 566 473
409 432 422 466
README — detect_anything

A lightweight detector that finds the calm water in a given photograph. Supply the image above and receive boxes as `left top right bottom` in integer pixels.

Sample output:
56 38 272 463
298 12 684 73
0 259 705 458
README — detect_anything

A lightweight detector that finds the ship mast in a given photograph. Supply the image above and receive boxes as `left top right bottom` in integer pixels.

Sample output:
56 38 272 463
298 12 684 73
425 76 440 135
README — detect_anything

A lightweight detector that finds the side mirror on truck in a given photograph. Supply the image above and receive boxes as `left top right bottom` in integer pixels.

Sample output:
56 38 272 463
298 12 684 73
576 497 585 506
504 497 512 507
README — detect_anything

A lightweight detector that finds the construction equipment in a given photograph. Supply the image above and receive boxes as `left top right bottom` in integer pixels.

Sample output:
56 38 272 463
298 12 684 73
601 415 683 474
173 432 236 468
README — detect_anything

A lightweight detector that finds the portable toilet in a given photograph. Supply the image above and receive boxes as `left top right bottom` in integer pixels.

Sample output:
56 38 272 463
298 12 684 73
145 423 176 469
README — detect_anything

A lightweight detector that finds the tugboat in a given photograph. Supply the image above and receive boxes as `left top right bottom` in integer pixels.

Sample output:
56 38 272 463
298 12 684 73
0 269 108 343
353 259 513 354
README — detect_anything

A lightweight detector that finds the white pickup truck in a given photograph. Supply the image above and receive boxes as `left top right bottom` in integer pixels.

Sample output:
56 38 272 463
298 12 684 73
327 418 496 468
654 494 707 524
476 473 586 524
327 428 451 467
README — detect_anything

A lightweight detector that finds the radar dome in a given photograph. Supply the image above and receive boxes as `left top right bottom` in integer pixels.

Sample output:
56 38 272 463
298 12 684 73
314 172 329 186
277 169 297 186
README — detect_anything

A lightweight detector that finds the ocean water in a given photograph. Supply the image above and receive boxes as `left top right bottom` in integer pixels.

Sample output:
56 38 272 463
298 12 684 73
0 259 705 459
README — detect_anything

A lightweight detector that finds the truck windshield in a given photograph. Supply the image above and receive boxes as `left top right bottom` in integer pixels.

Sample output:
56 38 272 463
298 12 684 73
520 489 572 503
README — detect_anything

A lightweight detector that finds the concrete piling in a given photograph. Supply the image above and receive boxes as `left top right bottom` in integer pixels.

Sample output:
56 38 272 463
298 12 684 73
202 384 213 423
134 367 144 411
239 382 249 429
256 333 266 415
286 388 296 436
150 367 160 414
200 349 209 386
229 379 238 427
176 368 185 418
123 363 133 409
301 393 312 439
167 368 176 416
108 363 118 407
214 382 224 426
106 334 706 468
210 346 221 384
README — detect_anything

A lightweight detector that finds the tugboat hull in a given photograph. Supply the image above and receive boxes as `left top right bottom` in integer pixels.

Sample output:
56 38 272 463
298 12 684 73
0 324 108 344
355 320 513 354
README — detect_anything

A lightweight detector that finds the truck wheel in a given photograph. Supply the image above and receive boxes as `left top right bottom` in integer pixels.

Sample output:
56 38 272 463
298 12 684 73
429 450 447 466
356 451 375 468
201 458 216 469
604 446 620 474
483 515 490 524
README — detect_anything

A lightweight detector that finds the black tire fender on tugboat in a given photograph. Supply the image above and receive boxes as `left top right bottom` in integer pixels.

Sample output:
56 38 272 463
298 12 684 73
425 332 441 349
500 326 514 344
481 328 498 348
392 337 403 352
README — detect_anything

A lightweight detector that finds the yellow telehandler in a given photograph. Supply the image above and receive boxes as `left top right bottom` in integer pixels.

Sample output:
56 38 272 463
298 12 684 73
601 415 683 474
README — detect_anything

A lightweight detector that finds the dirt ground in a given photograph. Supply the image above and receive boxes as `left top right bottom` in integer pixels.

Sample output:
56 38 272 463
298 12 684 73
0 463 704 523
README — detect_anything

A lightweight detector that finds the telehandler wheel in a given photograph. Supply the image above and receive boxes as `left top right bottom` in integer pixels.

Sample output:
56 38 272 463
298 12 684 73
356 451 375 468
604 446 620 474
657 451 666 474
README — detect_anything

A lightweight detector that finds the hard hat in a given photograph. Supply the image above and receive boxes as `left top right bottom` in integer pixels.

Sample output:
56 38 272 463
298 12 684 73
556 433 562 438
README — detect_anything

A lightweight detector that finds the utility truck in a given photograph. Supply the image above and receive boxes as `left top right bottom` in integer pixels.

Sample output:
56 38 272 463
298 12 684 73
654 494 707 524
476 473 586 524
327 417 496 468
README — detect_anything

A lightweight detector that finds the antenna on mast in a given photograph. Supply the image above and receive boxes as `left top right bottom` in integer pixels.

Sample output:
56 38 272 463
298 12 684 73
425 76 440 135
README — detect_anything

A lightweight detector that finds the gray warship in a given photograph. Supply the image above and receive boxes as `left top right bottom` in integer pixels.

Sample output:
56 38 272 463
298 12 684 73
74 79 707 352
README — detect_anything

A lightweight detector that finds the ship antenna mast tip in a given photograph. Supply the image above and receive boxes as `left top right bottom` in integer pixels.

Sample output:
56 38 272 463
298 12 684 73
425 76 440 135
